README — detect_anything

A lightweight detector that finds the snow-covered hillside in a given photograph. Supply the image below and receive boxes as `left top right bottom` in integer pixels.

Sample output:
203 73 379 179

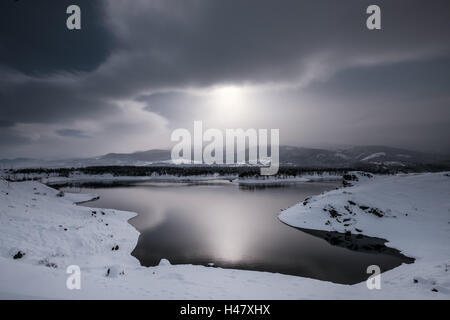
280 171 450 297
0 173 449 299
1 145 448 169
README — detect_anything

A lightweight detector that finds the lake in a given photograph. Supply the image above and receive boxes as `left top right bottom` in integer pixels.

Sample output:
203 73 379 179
62 180 413 284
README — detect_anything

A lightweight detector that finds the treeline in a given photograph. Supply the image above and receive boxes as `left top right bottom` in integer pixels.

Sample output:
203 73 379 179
9 165 351 178
6 162 448 180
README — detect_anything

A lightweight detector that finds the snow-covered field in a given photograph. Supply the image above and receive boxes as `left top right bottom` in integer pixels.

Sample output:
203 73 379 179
0 172 449 299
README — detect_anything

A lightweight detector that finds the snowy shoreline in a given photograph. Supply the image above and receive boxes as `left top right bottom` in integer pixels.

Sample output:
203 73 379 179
0 172 449 299
1 170 344 187
280 171 450 297
236 173 342 186
44 173 239 185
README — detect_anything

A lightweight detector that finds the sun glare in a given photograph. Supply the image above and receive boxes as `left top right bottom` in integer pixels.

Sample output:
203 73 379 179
209 85 247 122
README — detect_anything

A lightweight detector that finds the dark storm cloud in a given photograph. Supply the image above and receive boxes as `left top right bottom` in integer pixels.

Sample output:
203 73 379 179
307 56 450 101
0 71 116 124
0 127 31 147
138 92 205 122
3 0 450 120
55 128 90 138
0 0 113 75
0 0 450 157
94 0 450 91
0 119 14 127
0 0 117 133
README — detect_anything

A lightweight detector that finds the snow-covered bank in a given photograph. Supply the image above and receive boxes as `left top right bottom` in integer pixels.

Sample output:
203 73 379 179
1 169 344 186
0 173 449 299
0 179 140 279
43 173 238 185
0 170 239 185
280 172 450 297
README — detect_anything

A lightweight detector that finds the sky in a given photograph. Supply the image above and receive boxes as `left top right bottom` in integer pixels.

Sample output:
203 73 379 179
0 0 449 159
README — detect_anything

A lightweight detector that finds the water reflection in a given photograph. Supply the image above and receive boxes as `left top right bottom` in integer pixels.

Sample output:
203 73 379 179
64 181 413 284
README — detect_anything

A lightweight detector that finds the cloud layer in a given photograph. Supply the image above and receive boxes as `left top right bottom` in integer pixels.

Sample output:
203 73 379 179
0 0 449 157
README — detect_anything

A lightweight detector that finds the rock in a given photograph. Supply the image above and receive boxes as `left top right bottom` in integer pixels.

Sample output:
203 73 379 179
343 174 358 181
328 208 341 218
368 208 384 217
343 181 353 187
38 258 57 268
13 251 25 259
343 174 359 187
359 172 373 178
106 265 124 278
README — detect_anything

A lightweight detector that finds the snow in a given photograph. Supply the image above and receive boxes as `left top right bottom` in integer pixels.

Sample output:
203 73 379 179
280 171 450 297
1 169 342 186
236 173 342 186
380 161 405 167
335 152 350 159
0 170 239 185
0 179 140 276
1 173 449 299
158 258 172 266
41 173 238 185
361 152 386 161
62 192 100 204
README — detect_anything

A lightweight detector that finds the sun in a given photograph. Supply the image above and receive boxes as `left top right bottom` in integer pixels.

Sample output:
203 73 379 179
209 85 247 122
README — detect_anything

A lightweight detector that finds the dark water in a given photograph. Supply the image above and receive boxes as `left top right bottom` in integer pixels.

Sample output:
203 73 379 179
62 180 413 284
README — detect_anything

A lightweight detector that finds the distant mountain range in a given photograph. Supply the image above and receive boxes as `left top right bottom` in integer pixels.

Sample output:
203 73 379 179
277 145 450 169
1 146 449 170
